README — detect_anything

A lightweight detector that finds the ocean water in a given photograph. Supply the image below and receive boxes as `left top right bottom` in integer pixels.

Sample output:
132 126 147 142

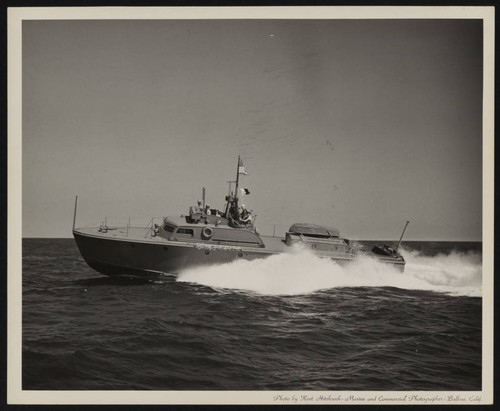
22 239 482 391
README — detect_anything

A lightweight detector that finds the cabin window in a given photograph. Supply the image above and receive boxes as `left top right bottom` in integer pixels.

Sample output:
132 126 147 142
302 233 330 239
163 224 176 233
177 228 194 235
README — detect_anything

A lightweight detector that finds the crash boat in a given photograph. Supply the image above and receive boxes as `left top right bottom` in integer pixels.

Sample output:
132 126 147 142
72 157 408 277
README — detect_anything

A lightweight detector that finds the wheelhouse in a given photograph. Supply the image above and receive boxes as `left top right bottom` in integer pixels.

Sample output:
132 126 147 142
157 217 264 248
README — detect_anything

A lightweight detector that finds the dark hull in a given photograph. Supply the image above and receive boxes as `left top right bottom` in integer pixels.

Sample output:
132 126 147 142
73 229 405 277
73 230 274 277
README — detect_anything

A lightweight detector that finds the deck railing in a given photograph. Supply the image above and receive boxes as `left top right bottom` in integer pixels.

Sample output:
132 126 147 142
83 216 292 239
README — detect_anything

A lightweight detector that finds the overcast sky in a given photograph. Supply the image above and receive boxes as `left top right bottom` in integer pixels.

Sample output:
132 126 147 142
22 18 483 240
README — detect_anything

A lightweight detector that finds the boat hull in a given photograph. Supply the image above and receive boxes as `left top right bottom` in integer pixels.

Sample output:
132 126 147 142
73 229 274 277
73 228 405 277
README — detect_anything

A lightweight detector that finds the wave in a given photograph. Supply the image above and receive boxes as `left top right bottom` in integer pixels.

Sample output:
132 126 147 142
400 247 482 297
177 246 482 297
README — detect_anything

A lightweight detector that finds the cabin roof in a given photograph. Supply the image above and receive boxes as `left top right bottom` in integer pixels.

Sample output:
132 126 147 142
288 223 339 237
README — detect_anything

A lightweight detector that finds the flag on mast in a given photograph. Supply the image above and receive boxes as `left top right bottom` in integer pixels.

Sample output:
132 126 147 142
238 158 248 175
240 188 250 196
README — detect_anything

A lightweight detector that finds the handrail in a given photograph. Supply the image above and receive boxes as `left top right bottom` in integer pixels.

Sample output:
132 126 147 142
144 217 154 238
144 217 164 238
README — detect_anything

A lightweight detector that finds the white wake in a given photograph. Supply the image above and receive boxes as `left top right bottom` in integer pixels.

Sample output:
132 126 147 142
176 246 482 297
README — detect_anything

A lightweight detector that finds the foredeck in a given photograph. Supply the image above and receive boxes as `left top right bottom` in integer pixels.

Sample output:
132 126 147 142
73 226 289 253
74 226 166 243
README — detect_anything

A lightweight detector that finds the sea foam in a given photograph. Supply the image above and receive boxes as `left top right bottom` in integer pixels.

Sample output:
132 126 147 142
176 245 482 297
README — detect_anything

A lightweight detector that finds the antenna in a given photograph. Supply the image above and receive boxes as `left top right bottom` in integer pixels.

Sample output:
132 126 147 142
72 196 78 230
395 220 410 252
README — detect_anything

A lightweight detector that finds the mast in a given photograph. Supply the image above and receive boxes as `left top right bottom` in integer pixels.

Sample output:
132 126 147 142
234 154 241 206
224 156 243 218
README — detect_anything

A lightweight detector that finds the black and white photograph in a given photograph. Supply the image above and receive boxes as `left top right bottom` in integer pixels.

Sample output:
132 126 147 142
8 6 494 405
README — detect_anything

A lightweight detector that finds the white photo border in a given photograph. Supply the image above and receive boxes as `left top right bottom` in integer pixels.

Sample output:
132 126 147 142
7 5 495 405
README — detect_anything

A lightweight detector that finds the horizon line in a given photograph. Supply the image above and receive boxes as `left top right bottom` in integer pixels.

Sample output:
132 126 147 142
21 236 483 243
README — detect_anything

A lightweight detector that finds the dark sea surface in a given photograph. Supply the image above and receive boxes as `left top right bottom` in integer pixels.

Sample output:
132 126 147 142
22 239 482 391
